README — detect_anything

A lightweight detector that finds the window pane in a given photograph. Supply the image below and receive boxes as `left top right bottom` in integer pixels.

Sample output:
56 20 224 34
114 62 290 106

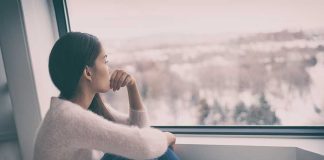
66 0 324 126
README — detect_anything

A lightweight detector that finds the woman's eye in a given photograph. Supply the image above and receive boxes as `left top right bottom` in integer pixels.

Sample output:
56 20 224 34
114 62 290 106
104 54 109 64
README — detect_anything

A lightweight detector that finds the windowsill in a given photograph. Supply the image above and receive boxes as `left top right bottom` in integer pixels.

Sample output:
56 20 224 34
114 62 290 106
173 134 324 159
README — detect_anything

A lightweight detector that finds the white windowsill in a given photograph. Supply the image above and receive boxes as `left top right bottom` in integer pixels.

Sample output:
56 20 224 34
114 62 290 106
175 134 324 156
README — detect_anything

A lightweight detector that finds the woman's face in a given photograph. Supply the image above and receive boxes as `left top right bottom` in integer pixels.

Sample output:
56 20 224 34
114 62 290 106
89 46 111 93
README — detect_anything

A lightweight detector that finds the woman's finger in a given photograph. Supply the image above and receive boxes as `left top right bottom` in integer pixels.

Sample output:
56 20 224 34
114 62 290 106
116 72 127 90
113 71 123 91
124 76 132 86
109 70 118 89
121 75 130 87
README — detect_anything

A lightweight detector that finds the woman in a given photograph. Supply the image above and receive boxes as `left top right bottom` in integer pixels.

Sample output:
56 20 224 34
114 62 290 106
33 32 180 160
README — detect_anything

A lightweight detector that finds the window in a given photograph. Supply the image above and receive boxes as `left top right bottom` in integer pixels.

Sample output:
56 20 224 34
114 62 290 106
54 0 324 135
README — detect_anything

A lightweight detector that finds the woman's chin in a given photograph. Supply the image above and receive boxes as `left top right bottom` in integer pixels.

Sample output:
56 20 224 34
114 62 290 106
98 87 111 93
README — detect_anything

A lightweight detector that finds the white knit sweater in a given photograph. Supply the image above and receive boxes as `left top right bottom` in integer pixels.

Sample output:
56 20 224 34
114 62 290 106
33 97 168 160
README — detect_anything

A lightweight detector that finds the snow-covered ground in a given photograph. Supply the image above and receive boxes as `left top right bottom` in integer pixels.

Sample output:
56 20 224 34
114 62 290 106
104 30 324 126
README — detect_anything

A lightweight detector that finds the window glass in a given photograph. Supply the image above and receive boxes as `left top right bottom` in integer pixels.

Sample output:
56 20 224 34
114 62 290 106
66 0 324 126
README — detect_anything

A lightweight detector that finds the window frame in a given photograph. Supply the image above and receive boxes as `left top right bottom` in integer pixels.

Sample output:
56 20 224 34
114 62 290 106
53 0 324 136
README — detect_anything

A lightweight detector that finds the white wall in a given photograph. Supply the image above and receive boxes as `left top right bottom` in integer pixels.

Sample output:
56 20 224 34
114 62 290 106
19 0 59 118
0 141 21 160
0 0 59 160
0 47 22 160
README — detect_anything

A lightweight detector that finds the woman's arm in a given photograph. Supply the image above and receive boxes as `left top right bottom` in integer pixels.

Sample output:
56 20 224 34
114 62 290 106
110 69 144 111
127 81 144 111
103 102 150 128
61 107 168 159
108 69 150 127
127 81 151 127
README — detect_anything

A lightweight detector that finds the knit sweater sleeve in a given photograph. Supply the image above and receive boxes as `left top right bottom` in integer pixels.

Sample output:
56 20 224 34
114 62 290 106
104 102 150 128
61 107 168 160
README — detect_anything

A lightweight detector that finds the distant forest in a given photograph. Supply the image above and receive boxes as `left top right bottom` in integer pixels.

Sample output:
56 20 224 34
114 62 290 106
104 30 324 125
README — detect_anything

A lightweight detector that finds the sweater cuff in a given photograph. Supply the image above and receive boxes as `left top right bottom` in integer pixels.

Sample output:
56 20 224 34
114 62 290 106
129 108 150 128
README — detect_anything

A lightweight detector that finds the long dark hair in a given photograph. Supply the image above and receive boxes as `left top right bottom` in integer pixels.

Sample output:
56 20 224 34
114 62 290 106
48 32 114 121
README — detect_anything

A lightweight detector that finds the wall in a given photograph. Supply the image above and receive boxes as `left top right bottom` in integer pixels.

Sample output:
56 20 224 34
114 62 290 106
0 48 21 160
0 0 58 160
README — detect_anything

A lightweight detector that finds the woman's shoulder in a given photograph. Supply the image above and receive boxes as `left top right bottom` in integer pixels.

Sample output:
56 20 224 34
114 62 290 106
36 97 96 142
34 98 87 152
48 97 110 126
48 97 76 117
37 97 87 132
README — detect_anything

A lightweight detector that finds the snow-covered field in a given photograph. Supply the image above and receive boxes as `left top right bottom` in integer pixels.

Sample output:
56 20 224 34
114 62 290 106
104 30 324 126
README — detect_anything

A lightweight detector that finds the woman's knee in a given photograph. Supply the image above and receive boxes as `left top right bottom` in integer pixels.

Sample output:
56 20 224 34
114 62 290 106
157 147 180 160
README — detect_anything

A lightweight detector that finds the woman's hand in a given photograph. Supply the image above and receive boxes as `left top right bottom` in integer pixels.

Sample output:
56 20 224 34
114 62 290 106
164 132 176 150
110 69 136 91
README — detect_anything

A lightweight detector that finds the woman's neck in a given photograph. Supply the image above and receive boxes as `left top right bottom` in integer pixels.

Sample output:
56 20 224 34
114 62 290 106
70 90 95 110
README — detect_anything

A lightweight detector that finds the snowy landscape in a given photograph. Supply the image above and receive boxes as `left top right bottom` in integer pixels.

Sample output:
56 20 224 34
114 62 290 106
67 0 324 125
103 30 324 125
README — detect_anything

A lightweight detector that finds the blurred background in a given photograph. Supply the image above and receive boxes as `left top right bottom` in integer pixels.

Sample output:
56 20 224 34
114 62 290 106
67 0 324 126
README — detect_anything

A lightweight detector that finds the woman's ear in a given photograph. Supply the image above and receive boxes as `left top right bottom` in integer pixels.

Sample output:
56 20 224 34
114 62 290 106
83 66 92 81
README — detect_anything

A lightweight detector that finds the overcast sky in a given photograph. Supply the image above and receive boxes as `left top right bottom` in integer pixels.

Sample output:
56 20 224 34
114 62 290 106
67 0 324 40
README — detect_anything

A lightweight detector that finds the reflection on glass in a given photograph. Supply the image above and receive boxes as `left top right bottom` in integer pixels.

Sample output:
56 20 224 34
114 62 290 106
67 0 324 125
